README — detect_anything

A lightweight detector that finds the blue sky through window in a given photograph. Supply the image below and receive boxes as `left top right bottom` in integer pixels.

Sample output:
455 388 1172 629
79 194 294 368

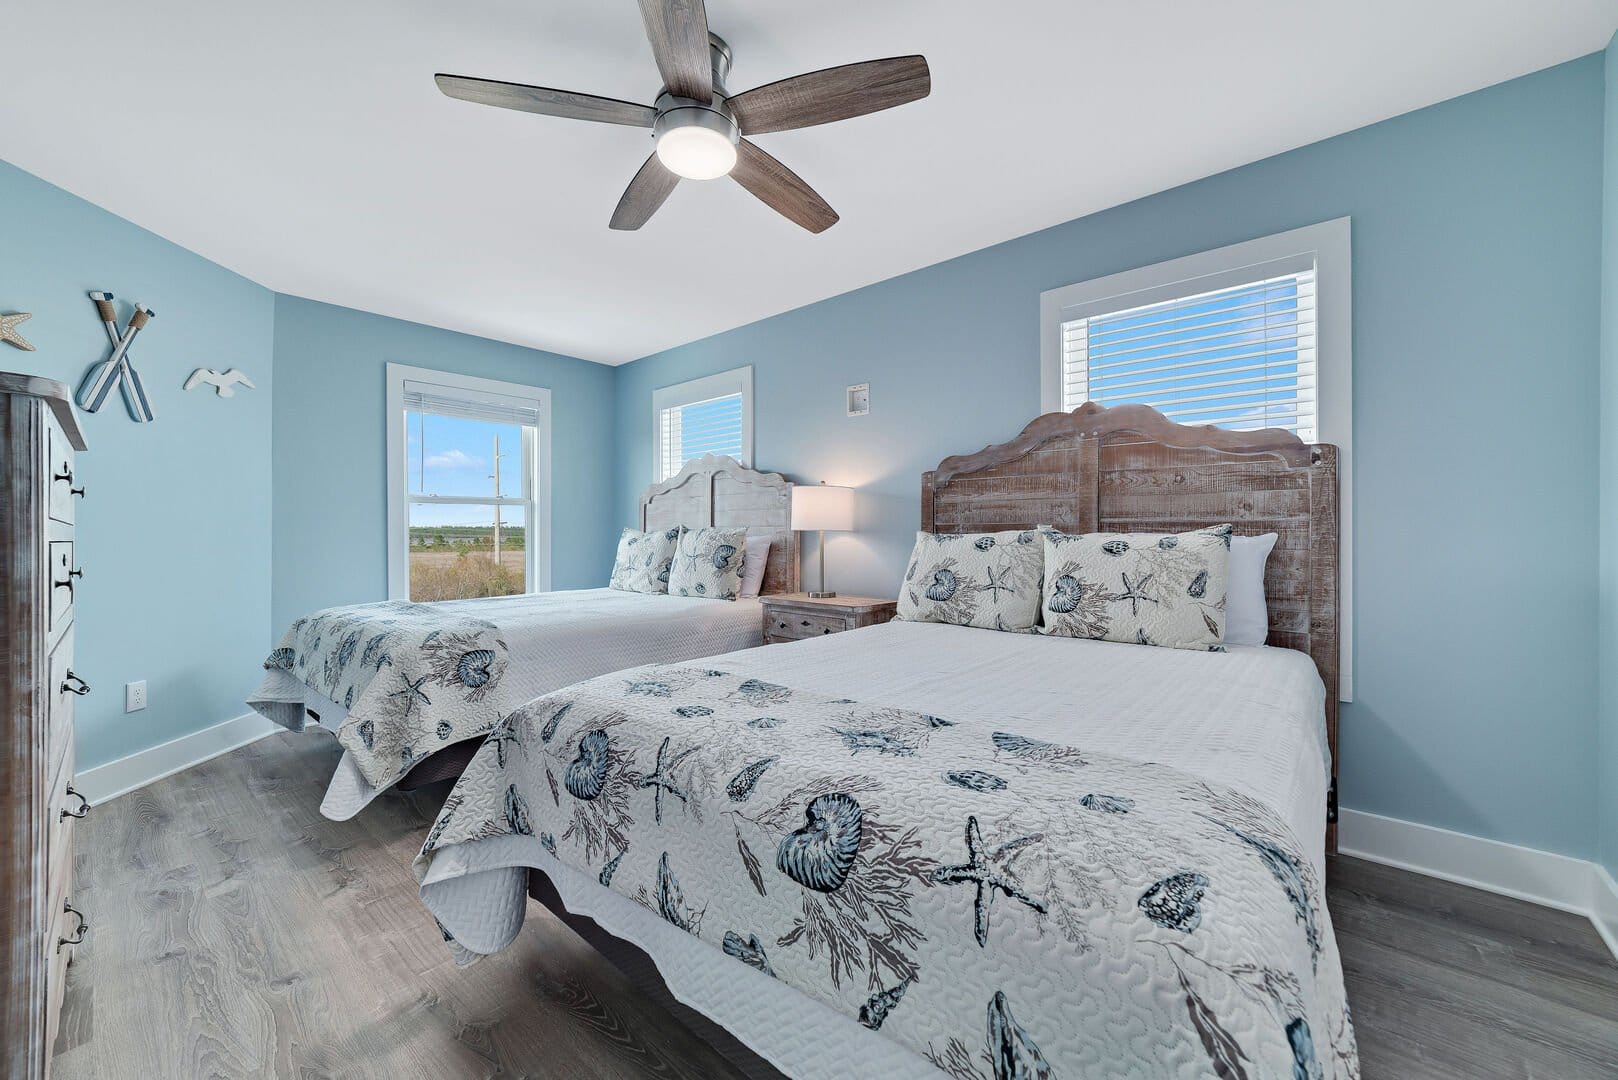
406 411 524 527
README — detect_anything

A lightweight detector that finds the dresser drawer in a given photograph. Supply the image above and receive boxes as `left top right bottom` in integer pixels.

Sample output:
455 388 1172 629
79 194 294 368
46 927 70 1055
47 419 77 526
48 542 76 639
47 737 80 898
47 629 79 789
44 891 86 1053
767 609 849 640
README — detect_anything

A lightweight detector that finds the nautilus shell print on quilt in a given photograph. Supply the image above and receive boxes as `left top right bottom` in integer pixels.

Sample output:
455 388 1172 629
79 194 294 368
895 530 1044 632
254 597 511 791
1042 525 1233 651
415 662 1357 1079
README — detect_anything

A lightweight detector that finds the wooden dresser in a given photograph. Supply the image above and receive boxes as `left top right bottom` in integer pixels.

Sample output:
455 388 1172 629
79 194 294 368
2 373 90 1079
760 593 897 643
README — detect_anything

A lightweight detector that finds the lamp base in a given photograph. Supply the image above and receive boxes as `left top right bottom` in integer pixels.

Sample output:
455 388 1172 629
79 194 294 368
807 590 837 599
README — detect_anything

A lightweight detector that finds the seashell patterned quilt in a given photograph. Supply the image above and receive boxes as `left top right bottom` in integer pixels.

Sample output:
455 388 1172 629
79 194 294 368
415 664 1358 1078
250 599 510 788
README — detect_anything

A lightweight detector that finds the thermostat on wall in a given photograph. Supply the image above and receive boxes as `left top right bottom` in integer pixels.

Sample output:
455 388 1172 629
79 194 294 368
846 383 870 417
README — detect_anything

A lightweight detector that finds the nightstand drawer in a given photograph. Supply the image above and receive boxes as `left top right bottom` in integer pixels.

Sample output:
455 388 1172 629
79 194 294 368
760 594 897 645
768 610 848 639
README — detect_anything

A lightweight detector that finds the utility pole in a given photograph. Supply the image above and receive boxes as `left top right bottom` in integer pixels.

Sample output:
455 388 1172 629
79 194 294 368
491 434 502 564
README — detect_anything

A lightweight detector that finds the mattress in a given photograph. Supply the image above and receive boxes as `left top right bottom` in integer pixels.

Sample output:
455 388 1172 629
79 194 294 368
418 620 1340 1078
248 589 764 818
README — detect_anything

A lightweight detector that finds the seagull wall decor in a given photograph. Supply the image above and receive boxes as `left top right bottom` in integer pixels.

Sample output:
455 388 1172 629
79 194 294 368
184 368 257 398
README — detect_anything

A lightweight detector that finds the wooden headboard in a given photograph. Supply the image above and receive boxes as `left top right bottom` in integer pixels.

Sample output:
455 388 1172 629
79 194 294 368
923 402 1341 850
641 454 798 596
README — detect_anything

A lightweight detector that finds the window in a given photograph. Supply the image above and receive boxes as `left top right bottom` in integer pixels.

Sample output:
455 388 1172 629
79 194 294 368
386 364 551 601
1057 269 1318 437
1040 219 1353 697
653 366 753 482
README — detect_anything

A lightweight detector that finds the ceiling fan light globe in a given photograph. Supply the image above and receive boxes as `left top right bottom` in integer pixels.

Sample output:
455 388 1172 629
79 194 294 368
655 124 737 180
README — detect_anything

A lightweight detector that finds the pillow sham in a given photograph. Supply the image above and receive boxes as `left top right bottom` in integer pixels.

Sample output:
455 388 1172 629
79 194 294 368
607 527 680 594
739 536 771 597
896 529 1045 631
1041 525 1232 650
1224 532 1278 647
669 526 748 600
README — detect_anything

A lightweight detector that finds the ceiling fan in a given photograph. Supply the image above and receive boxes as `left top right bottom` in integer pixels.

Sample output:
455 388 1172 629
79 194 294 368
435 0 931 233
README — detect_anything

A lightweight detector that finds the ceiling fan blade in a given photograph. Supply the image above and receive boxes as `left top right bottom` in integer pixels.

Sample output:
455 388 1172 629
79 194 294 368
637 0 712 102
730 139 838 233
610 154 681 230
435 74 656 127
728 55 931 135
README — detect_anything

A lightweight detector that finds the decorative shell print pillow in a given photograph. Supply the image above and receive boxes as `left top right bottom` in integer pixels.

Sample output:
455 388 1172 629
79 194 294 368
895 529 1045 632
1042 525 1233 650
668 526 747 600
607 527 680 594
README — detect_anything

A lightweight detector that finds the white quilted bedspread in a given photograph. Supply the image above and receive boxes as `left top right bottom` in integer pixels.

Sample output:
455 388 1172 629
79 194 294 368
416 621 1355 1079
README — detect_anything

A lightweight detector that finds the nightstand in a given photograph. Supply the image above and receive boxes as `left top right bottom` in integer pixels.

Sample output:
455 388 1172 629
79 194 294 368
760 593 898 644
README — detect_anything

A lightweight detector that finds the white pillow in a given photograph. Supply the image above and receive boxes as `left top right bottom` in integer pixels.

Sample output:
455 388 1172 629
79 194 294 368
739 537 771 597
1224 533 1278 647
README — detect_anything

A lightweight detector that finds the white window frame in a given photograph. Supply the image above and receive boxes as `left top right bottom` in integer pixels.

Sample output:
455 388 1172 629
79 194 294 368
652 365 754 482
1039 219 1353 699
386 362 552 600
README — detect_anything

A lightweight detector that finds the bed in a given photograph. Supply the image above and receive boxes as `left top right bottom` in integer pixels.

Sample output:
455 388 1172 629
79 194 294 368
247 454 797 819
413 403 1354 1079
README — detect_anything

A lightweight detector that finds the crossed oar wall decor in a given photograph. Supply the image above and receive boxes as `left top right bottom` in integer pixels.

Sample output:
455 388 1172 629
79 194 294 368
78 290 156 422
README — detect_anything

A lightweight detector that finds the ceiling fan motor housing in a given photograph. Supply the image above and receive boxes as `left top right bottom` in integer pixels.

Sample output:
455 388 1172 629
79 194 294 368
650 33 739 179
652 33 737 146
651 96 739 148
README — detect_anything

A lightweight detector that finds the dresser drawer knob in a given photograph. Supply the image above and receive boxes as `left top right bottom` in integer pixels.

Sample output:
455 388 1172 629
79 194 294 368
53 466 74 485
70 485 86 498
57 902 88 950
60 785 91 821
62 671 91 696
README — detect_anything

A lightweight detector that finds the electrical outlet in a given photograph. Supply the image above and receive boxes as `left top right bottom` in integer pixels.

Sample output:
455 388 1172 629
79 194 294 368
125 680 147 713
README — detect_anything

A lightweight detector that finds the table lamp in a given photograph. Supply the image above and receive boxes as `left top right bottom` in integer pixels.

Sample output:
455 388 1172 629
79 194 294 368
791 482 854 597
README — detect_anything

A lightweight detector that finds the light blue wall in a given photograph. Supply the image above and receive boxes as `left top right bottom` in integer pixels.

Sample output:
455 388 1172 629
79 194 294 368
270 297 618 632
0 160 276 773
1599 31 1618 879
618 57 1608 860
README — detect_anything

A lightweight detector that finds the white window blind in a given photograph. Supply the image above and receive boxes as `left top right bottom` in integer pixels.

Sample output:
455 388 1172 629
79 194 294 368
658 392 744 481
403 379 543 426
1061 269 1317 440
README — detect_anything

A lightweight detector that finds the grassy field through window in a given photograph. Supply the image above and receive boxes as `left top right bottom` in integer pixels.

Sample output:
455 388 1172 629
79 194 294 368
408 526 525 601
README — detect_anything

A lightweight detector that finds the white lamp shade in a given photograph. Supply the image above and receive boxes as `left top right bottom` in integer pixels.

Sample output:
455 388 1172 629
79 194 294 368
791 484 854 532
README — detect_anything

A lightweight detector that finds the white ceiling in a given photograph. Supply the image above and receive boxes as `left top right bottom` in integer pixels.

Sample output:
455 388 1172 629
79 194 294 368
3 2 1613 364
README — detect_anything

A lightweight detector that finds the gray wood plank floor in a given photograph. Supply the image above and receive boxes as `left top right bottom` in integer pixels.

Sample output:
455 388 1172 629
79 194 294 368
52 730 1618 1079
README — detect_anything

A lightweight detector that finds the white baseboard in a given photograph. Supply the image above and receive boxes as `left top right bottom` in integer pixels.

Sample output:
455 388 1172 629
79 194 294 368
1339 808 1618 960
73 712 279 806
1592 864 1618 961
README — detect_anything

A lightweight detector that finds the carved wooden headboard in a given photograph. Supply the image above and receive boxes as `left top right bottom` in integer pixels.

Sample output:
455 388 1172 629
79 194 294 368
923 402 1341 849
641 454 798 596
